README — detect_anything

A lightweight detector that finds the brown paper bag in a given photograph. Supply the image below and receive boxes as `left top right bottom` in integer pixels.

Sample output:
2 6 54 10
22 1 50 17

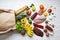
0 9 16 34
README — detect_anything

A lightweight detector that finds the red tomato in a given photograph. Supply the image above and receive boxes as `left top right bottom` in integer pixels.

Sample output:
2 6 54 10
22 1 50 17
48 9 52 13
26 10 31 15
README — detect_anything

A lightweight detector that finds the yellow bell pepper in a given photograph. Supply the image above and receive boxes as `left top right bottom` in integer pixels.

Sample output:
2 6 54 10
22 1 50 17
27 30 33 37
22 24 33 37
21 18 26 24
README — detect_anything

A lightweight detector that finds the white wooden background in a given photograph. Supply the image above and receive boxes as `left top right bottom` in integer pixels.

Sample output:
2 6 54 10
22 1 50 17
0 0 60 40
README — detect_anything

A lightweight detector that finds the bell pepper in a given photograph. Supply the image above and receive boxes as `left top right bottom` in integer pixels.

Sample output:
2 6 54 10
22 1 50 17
22 24 33 37
21 18 26 24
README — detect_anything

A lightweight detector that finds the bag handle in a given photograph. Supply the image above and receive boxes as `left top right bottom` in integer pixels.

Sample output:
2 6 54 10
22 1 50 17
0 9 12 13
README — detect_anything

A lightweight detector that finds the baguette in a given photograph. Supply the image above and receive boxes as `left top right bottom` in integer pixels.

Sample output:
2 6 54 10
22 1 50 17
16 5 28 15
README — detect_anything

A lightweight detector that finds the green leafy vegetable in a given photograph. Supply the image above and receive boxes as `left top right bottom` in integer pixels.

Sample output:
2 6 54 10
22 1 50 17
16 21 22 32
27 17 32 24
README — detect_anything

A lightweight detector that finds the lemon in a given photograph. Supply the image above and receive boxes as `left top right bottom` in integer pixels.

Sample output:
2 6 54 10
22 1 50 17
43 12 48 16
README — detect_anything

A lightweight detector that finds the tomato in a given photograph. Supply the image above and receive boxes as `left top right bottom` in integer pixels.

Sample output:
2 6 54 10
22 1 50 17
26 10 31 15
48 9 52 13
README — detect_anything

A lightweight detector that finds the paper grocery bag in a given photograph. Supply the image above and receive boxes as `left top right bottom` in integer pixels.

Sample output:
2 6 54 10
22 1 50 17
0 9 16 34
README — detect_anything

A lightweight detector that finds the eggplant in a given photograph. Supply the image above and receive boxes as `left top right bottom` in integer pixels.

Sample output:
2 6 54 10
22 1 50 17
33 27 44 37
31 12 37 20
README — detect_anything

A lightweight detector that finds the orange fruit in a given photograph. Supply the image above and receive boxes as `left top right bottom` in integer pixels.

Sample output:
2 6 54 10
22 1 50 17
40 4 44 9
